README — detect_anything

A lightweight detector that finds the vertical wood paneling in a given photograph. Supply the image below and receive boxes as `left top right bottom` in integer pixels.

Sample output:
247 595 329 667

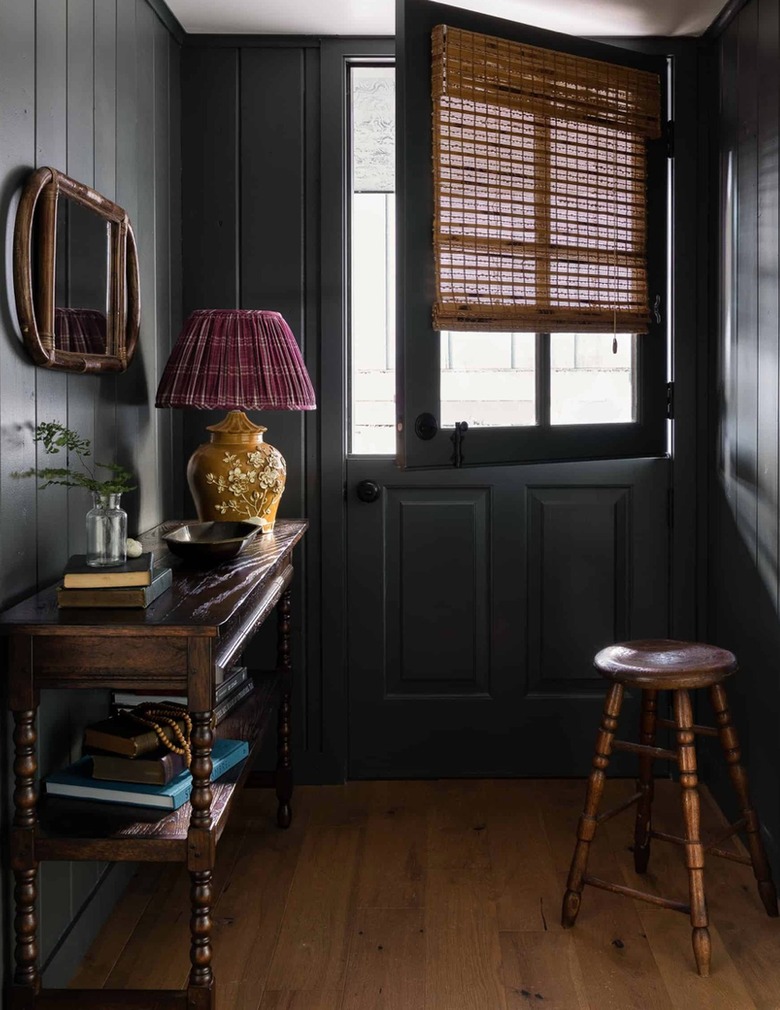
93 0 119 481
712 0 780 872
302 47 322 758
179 46 240 483
155 22 173 519
33 2 70 591
734 2 759 564
115 0 142 537
0 0 38 607
236 48 309 760
720 20 739 514
756 0 780 608
65 0 98 555
181 47 239 314
168 36 184 516
240 49 306 522
134 0 159 533
0 0 182 987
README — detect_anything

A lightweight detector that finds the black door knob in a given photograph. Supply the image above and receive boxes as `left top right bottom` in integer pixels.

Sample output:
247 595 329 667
356 480 381 503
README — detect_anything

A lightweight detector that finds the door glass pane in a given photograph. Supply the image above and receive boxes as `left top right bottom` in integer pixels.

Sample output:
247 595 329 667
350 66 396 455
550 332 636 425
440 332 536 428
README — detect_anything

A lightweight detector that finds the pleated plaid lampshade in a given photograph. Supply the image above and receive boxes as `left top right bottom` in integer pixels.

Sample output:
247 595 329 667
155 309 316 411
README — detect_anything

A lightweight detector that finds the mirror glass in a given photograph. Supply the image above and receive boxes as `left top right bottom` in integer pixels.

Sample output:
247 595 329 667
54 197 110 355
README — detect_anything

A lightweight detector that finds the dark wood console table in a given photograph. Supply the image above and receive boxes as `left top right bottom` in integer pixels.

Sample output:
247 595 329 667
0 518 307 1009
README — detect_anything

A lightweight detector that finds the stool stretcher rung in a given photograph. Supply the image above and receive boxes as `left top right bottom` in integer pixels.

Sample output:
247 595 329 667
707 845 751 866
611 739 677 761
583 874 690 914
650 828 752 865
596 790 642 825
710 816 747 847
656 717 719 738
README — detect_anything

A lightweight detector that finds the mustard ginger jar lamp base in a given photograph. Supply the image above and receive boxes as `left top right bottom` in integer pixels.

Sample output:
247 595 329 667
187 410 286 533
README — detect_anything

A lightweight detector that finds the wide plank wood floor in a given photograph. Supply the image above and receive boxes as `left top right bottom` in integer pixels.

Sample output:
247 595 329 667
72 779 780 1009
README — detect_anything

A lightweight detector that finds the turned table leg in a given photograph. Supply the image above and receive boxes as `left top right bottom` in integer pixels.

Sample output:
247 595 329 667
12 706 39 993
674 688 711 977
275 587 293 829
188 709 215 1003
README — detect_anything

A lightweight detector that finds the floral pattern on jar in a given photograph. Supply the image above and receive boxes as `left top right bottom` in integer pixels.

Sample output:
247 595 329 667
205 447 286 531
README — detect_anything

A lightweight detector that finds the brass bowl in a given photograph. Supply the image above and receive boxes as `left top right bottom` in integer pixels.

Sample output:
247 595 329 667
162 521 261 564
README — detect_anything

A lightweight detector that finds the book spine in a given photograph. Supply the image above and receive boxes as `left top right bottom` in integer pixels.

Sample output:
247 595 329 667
214 678 254 724
91 750 186 785
111 666 248 710
58 566 172 608
209 741 249 780
84 719 186 758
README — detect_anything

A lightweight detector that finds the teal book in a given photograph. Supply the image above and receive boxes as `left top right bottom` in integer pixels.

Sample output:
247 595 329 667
45 738 249 811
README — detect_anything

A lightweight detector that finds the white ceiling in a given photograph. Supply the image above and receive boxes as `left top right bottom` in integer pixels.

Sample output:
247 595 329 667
167 0 726 38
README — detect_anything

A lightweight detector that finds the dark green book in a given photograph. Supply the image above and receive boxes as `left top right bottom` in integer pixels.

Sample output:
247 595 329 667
63 552 153 588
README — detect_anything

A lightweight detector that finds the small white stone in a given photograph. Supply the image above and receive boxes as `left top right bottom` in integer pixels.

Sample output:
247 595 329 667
125 538 143 558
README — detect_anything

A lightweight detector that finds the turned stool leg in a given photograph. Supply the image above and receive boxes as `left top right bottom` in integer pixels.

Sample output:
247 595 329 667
634 688 658 874
562 682 624 928
710 683 779 917
673 689 711 977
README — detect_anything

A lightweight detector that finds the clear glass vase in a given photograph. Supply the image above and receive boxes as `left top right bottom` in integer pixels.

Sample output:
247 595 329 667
86 493 127 567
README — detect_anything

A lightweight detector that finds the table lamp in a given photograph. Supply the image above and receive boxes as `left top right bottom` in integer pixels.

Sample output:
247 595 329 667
155 309 316 532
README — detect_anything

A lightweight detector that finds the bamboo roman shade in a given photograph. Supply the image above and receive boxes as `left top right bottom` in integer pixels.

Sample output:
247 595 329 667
431 25 662 333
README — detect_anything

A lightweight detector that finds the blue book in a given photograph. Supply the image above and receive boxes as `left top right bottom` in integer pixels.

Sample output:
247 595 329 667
45 738 249 811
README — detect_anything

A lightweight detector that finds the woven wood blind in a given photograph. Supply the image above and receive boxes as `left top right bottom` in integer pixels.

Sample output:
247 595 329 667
431 25 662 333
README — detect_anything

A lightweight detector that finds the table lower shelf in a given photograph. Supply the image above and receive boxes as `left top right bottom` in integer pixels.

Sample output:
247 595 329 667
34 672 280 863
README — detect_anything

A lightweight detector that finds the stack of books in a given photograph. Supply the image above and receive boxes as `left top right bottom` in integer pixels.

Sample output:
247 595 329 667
45 737 249 811
56 553 172 609
43 666 254 809
111 665 253 726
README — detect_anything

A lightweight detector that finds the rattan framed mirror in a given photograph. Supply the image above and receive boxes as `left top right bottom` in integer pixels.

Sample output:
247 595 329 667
13 167 140 374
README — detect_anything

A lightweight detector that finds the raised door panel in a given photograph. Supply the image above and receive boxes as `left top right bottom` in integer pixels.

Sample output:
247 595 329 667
527 486 630 695
384 487 491 696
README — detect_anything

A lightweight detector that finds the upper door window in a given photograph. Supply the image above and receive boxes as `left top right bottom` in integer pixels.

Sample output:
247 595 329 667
392 0 668 468
349 65 643 456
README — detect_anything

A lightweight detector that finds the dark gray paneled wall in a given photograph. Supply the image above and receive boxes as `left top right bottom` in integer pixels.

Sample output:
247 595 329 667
711 0 780 864
0 0 181 984
181 44 324 778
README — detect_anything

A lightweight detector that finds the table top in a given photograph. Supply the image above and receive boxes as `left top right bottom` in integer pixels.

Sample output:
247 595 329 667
0 519 307 637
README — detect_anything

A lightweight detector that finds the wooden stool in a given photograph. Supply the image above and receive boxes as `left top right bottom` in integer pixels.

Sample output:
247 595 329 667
561 639 778 976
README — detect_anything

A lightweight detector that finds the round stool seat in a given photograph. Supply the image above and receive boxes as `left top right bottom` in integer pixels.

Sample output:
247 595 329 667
594 639 737 690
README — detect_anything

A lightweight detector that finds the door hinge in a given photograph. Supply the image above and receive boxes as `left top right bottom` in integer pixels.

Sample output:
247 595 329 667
666 119 674 158
667 487 674 529
666 381 674 420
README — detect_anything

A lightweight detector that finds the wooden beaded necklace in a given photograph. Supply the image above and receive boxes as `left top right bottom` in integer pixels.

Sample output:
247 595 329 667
127 702 193 768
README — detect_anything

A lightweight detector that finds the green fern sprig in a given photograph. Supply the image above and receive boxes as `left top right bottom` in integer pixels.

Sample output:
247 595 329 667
14 422 136 496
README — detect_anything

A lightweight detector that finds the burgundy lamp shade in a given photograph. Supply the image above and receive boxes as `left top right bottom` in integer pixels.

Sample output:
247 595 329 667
155 309 316 411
